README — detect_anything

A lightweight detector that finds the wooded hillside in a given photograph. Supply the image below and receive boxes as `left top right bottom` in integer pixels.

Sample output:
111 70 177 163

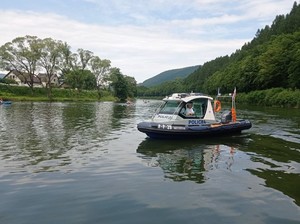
198 1 300 94
138 2 300 99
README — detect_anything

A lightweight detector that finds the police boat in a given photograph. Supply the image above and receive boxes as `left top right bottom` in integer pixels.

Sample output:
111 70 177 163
137 91 252 139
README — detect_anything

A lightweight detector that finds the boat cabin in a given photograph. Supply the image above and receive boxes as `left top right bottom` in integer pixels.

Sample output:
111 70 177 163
152 93 216 123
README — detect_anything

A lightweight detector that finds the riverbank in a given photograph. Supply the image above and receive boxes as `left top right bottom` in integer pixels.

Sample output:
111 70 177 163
0 84 116 102
1 85 299 108
237 88 300 108
138 88 300 108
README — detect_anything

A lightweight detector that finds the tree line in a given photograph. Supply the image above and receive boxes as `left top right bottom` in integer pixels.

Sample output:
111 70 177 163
137 2 300 101
0 36 137 101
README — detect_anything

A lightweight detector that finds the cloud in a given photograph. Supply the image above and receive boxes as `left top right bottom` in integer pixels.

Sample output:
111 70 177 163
0 9 246 82
0 0 296 82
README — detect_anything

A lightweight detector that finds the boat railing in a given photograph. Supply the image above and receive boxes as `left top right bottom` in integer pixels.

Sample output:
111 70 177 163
215 88 237 122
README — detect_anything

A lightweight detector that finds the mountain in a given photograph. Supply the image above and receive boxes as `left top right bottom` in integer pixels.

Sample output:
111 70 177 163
140 65 200 87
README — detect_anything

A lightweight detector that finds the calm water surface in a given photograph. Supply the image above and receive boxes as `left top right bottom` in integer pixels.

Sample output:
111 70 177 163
0 100 299 224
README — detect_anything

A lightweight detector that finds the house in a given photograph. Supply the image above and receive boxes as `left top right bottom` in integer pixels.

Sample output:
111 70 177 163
5 70 26 86
3 70 61 88
4 70 43 87
37 73 59 87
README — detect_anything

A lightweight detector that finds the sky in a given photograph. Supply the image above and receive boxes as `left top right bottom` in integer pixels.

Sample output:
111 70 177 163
0 0 297 83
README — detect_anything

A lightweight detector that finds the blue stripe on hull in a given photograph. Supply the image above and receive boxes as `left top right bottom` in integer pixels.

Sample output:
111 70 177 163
137 121 252 139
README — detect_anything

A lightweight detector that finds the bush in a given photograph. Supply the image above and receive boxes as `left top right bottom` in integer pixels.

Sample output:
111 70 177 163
0 78 18 85
237 88 300 108
273 89 300 107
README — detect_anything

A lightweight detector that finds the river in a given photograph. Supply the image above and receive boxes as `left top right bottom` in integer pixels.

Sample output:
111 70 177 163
0 100 299 224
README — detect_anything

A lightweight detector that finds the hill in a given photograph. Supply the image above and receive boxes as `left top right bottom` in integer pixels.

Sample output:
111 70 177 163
137 1 300 99
184 1 300 94
140 65 200 87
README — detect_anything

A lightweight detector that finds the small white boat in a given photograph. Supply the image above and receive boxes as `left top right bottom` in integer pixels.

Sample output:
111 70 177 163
0 100 12 105
137 91 251 139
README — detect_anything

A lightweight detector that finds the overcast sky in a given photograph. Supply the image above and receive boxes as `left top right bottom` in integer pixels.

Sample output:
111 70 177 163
0 0 297 83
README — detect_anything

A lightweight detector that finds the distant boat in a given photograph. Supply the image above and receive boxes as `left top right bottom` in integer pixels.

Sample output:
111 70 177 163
126 100 133 105
0 100 12 105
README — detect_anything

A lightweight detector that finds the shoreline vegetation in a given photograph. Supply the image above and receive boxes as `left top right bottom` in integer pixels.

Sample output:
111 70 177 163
139 88 300 108
0 84 115 102
237 88 300 108
2 84 299 108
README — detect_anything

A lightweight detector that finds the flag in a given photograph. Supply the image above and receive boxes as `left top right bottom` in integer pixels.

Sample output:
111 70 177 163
231 108 237 122
232 87 236 100
232 88 237 121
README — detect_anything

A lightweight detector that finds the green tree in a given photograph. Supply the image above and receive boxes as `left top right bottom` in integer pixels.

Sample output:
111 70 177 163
124 75 137 98
90 56 111 98
184 56 230 92
137 85 149 97
110 68 128 101
0 35 42 94
76 48 94 70
82 70 97 90
287 32 300 89
58 42 75 81
38 38 68 99
65 69 96 91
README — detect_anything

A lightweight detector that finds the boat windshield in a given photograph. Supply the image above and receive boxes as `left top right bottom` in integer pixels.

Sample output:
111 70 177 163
158 101 181 114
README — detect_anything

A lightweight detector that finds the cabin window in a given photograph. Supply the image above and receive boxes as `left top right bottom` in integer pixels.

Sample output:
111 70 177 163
158 101 181 114
179 99 208 119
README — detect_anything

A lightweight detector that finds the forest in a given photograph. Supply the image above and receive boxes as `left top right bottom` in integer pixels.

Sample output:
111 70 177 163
137 2 300 107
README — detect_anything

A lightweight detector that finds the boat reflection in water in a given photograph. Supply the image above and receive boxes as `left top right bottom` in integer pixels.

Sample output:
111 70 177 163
137 134 300 208
136 137 248 184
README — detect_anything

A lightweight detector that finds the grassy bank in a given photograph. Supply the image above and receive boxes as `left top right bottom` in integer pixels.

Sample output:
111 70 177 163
237 88 300 108
2 85 299 108
138 88 300 108
0 84 116 102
